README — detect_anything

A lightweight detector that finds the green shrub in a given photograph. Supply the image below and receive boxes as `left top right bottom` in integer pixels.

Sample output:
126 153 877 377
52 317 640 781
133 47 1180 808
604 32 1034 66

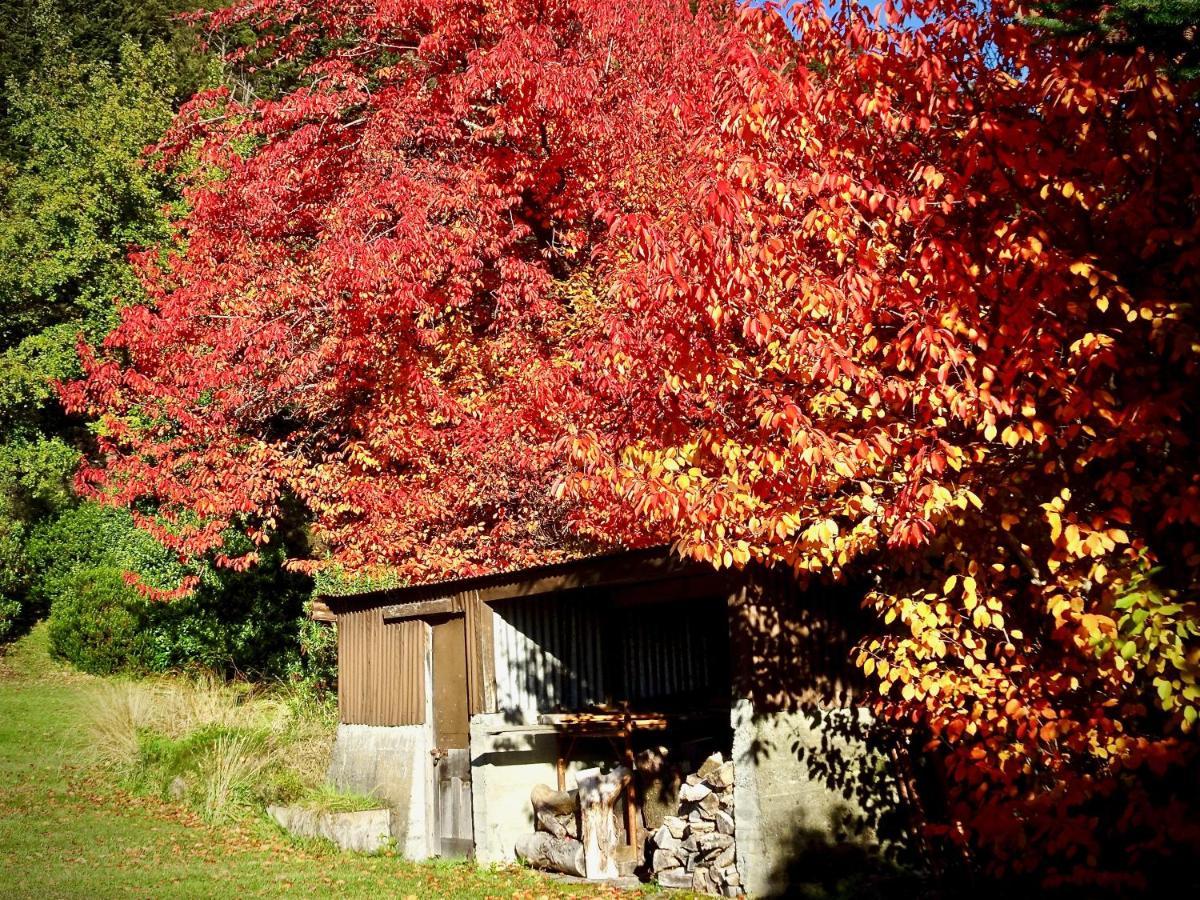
287 614 338 702
31 502 316 680
0 594 19 642
46 565 149 674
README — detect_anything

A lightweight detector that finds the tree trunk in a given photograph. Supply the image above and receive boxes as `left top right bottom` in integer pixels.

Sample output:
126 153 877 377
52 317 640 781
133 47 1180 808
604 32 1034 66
577 765 629 880
514 832 586 877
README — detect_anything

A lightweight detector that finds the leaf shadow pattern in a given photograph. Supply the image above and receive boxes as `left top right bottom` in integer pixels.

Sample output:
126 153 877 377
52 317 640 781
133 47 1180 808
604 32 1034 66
729 565 932 895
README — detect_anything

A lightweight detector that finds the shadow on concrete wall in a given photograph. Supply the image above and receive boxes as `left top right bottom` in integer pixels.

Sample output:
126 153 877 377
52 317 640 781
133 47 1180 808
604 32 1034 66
730 566 932 895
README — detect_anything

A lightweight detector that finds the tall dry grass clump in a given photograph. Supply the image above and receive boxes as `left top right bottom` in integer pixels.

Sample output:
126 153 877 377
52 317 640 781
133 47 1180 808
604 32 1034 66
198 731 276 823
84 673 336 822
86 681 166 768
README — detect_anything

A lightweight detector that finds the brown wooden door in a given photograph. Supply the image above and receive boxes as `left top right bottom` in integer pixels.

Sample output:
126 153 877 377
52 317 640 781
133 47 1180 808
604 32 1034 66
431 616 473 858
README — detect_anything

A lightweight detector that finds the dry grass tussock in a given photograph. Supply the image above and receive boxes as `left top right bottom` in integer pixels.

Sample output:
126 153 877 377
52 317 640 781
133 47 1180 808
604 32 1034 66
85 676 335 823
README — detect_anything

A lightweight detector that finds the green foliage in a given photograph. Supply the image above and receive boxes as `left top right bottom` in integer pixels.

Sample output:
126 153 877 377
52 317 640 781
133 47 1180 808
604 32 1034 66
0 435 80 635
0 594 20 642
46 565 146 674
0 19 183 640
0 39 176 351
0 0 220 117
288 614 339 702
313 565 407 598
1113 568 1200 728
1027 0 1200 78
32 502 315 678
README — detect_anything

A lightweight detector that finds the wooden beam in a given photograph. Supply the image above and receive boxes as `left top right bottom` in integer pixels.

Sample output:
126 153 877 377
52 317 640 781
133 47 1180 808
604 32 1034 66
381 596 463 621
309 599 335 623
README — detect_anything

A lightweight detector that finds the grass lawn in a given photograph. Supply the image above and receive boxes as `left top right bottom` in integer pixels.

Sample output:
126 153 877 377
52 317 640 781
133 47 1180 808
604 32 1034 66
0 626 629 899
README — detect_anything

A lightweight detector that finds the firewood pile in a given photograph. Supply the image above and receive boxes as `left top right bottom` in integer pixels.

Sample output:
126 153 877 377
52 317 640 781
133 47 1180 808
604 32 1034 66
647 752 739 896
515 766 631 880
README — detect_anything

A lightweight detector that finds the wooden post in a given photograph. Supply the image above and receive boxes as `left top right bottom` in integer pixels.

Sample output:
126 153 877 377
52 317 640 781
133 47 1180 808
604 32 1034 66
577 766 629 880
555 734 568 792
621 716 638 847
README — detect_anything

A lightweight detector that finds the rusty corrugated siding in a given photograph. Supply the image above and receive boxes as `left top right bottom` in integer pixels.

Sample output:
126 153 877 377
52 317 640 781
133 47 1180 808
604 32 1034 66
337 605 426 726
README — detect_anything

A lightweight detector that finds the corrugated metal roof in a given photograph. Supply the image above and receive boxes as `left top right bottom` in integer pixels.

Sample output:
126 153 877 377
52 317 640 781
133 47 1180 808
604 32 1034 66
316 545 685 609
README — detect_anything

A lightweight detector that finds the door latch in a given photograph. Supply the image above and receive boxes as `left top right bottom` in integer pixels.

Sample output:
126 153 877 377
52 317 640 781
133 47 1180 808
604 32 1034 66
430 747 447 764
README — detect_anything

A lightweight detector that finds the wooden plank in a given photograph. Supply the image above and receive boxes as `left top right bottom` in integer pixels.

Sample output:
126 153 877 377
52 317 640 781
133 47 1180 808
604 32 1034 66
309 599 335 622
482 724 560 736
464 590 497 715
382 596 463 621
432 617 470 749
436 748 474 858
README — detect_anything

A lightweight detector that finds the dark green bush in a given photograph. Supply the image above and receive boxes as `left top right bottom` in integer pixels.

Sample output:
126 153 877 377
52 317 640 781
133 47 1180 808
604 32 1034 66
32 502 316 680
46 565 148 674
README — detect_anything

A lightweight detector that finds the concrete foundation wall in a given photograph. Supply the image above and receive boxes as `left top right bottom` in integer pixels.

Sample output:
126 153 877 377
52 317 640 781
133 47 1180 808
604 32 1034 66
468 713 611 865
326 723 431 859
732 700 899 897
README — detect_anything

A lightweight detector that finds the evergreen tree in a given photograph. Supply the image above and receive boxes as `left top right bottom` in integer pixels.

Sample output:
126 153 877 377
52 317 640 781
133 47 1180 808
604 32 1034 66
1027 0 1200 78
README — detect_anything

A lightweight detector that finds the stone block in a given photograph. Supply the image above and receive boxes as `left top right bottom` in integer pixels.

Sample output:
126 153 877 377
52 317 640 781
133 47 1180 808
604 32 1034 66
268 804 391 854
715 810 735 835
658 868 692 889
663 815 687 839
696 831 734 853
653 848 682 870
697 753 724 779
706 761 735 791
653 824 681 850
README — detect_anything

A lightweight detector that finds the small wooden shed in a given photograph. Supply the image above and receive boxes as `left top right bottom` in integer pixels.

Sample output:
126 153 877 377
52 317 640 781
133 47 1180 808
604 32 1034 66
316 547 902 895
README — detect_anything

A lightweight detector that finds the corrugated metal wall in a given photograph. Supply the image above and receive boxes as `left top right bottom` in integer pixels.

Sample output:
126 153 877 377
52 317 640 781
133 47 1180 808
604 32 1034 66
337 606 426 726
493 594 607 713
621 597 725 705
492 592 728 714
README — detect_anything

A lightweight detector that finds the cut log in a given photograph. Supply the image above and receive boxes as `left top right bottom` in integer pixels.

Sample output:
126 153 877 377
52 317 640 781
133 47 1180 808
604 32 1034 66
577 765 629 880
514 832 586 877
531 783 577 839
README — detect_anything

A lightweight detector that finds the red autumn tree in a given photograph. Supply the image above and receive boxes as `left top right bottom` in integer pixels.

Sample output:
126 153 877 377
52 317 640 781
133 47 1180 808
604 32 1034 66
66 0 720 583
561 0 1200 886
66 0 1199 885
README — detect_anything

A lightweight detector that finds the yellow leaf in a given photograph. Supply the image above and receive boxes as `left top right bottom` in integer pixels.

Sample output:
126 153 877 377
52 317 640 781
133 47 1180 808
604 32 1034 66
963 576 978 608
